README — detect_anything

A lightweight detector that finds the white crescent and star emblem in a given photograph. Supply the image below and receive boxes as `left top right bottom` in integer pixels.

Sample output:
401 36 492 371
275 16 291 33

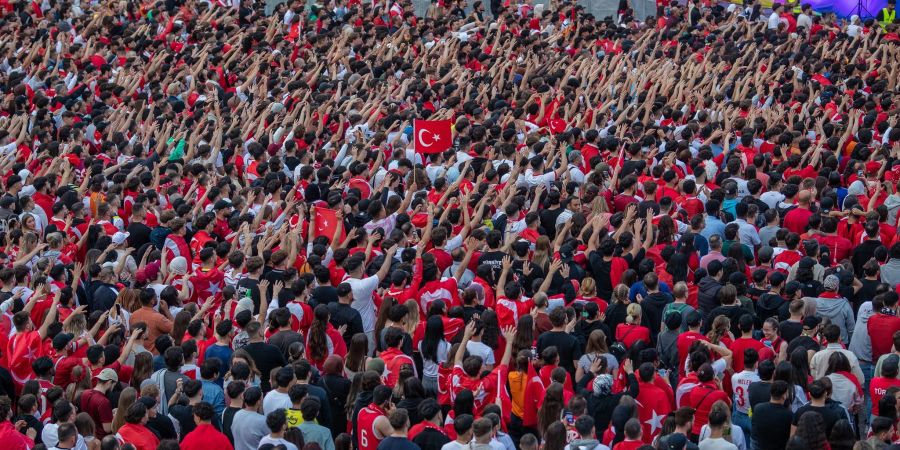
417 129 440 147
645 409 664 436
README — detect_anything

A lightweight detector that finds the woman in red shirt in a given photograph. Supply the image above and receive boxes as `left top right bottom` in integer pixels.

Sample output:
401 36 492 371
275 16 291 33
615 303 651 349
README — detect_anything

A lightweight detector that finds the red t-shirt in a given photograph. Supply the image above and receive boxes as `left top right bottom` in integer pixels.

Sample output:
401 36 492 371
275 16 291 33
729 337 765 372
783 207 814 235
686 382 731 435
869 314 900 360
870 377 900 416
615 324 651 349
81 389 114 438
612 440 644 450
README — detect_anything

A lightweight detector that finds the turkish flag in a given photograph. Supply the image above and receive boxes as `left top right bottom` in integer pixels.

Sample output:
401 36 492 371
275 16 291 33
636 380 674 443
414 119 452 154
314 207 346 241
7 330 43 385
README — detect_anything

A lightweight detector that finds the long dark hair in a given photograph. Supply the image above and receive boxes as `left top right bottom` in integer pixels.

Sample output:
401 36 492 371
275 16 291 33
788 348 810 393
307 305 330 362
537 383 565 438
795 411 828 450
542 421 567 450
421 316 444 363
453 389 474 418
480 310 500 349
774 361 797 406
511 315 534 358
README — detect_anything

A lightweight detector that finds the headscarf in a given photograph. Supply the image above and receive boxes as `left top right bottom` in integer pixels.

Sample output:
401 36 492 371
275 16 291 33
592 374 614 396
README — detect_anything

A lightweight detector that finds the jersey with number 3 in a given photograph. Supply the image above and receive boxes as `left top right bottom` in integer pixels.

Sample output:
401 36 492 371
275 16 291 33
357 403 386 450
730 370 760 414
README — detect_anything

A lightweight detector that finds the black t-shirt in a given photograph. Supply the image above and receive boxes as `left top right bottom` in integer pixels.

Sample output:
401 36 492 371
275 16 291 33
236 278 261 314
588 251 613 301
751 402 793 450
478 250 506 284
222 405 240 443
127 222 152 250
310 286 339 307
328 302 364 347
378 436 422 450
785 335 820 357
242 342 287 392
269 330 302 360
536 330 583 375
462 305 486 323
539 206 565 239
792 404 841 436
747 381 771 412
778 320 803 344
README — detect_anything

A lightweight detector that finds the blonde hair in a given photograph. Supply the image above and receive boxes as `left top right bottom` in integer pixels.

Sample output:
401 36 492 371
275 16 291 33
707 315 731 345
673 282 688 300
625 303 642 324
580 278 597 297
613 284 630 304
111 387 137 432
532 236 551 270
403 300 420 334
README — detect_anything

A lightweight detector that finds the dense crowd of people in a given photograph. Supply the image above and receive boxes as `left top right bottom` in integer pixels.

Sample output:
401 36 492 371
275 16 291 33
0 0 900 449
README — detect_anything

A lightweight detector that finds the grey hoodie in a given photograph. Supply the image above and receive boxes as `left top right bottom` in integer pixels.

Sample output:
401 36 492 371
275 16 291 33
849 301 874 363
815 294 855 344
565 439 609 450
881 258 900 288
885 194 900 226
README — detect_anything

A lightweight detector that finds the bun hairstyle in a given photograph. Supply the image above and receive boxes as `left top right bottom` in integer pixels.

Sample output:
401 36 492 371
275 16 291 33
625 303 642 324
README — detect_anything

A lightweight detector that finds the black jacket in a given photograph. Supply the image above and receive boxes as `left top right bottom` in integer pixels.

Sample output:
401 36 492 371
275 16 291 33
413 427 451 450
697 276 723 317
578 372 639 437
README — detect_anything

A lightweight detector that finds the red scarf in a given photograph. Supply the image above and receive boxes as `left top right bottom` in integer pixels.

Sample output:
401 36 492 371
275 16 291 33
835 371 862 395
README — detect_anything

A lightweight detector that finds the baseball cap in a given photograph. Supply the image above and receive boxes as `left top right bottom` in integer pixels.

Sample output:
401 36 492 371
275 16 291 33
111 231 130 246
823 274 839 291
52 332 74 350
214 199 232 211
667 432 688 450
802 316 821 329
95 368 119 383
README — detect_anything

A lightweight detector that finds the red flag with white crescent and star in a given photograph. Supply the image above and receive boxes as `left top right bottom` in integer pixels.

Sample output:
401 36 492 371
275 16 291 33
636 379 673 443
314 207 346 241
414 119 452 154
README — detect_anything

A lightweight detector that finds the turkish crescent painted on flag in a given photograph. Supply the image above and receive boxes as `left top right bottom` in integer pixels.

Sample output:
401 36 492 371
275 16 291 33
417 129 439 147
414 119 452 154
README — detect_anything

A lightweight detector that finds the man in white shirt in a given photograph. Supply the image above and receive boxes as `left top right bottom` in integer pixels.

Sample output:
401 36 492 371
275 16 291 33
796 4 813 30
731 349 760 444
520 153 568 189
441 413 474 450
262 367 294 415
344 243 398 353
767 3 784 29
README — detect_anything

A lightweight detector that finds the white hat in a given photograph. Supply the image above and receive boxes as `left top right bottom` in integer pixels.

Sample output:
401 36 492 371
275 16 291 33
111 231 130 246
169 256 188 275
17 169 31 180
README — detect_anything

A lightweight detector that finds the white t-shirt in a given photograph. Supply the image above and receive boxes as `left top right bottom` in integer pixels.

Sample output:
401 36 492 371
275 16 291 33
262 390 292 415
441 441 468 450
259 436 299 450
466 340 496 366
698 436 739 450
767 12 782 29
346 275 380 332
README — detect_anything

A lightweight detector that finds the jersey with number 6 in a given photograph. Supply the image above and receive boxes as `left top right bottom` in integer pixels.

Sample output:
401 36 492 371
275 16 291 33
730 369 760 414
357 403 387 450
